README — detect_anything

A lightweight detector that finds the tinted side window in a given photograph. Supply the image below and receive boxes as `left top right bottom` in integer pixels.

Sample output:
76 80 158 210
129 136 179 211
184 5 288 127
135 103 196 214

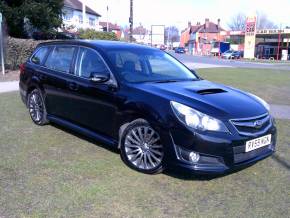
45 46 75 73
31 47 49 65
76 48 109 78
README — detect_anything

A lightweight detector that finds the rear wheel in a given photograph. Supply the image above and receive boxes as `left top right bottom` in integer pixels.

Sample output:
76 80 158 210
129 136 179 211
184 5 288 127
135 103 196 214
27 89 48 125
120 120 164 174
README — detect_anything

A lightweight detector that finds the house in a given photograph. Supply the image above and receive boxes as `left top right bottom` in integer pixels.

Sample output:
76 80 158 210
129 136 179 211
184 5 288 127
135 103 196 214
62 0 101 31
99 22 122 39
180 18 226 55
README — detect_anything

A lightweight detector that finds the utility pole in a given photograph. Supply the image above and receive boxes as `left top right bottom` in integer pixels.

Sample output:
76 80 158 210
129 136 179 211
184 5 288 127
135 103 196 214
129 0 133 42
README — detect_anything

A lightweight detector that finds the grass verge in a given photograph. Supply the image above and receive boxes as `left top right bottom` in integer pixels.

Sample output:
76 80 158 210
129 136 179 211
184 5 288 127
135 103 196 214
197 68 290 105
0 92 289 217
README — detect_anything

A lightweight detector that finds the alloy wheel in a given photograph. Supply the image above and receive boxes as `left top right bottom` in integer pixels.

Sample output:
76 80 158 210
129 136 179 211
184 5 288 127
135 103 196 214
124 126 164 170
29 91 44 123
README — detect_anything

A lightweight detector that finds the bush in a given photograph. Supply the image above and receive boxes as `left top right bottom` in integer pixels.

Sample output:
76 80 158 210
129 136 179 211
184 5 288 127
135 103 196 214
79 29 118 41
5 37 51 70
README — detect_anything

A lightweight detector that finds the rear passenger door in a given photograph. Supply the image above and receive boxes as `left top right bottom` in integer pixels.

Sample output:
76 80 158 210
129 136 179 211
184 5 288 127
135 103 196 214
42 45 77 119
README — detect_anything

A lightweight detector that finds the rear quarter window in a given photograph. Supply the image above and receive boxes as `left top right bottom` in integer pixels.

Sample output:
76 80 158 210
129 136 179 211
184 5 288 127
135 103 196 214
31 47 49 65
44 46 76 73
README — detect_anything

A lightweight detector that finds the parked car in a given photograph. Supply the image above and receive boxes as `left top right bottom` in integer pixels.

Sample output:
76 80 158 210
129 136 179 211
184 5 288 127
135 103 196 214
159 45 167 51
222 50 243 59
19 40 276 174
175 47 186 54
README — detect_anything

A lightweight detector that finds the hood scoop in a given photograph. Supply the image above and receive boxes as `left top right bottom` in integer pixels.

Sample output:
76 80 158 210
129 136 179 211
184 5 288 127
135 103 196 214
196 88 227 95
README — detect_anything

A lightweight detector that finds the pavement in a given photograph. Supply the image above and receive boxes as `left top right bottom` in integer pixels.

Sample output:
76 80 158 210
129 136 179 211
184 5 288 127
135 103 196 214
172 52 290 70
0 81 19 93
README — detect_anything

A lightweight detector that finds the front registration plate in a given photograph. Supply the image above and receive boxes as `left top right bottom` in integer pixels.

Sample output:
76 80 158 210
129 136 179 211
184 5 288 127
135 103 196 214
245 134 271 152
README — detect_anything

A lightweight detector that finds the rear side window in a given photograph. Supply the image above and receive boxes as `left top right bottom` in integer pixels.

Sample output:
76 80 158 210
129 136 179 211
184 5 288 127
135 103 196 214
45 46 75 73
31 47 49 65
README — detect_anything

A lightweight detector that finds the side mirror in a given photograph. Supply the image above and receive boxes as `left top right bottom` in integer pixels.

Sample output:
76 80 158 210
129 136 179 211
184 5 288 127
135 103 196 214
90 72 110 83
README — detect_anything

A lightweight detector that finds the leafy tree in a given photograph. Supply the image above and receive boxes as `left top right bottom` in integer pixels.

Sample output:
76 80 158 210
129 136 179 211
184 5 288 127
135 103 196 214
0 0 64 38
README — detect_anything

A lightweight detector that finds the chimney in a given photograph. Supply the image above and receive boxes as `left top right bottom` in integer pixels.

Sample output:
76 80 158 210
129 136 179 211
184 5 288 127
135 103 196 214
188 21 192 28
205 18 210 29
217 18 221 29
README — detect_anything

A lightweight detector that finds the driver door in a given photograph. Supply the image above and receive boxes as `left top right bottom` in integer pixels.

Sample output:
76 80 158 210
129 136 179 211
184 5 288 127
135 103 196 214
66 47 118 138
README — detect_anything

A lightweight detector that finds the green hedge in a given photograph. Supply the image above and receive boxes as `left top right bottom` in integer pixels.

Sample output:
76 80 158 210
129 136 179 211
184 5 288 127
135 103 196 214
5 37 51 70
5 30 118 70
79 29 118 41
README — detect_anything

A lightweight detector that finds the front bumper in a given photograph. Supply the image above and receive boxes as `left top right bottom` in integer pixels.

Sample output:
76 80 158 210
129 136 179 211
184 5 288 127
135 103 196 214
162 120 277 174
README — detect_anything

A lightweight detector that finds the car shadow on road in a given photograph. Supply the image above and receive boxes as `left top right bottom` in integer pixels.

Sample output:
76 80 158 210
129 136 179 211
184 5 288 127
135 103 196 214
271 154 290 171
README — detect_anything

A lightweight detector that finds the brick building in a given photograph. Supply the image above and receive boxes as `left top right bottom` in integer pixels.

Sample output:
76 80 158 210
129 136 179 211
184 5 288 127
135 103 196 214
99 22 122 39
180 18 225 55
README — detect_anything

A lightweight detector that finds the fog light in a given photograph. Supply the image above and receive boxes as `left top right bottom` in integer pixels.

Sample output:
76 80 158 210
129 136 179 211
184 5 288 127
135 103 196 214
189 152 200 163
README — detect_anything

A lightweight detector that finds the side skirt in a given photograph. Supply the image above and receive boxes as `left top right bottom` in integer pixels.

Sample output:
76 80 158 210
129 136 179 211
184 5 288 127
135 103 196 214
47 115 118 147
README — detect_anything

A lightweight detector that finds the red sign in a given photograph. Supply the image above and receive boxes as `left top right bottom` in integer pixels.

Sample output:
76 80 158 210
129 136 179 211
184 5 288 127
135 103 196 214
245 17 256 36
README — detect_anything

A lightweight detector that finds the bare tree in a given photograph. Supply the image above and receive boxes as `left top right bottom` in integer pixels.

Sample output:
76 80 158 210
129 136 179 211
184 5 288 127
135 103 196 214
256 11 278 29
228 11 278 31
228 13 246 31
165 26 180 44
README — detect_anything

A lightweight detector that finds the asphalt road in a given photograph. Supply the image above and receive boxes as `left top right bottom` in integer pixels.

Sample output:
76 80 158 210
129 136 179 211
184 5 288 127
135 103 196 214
171 52 290 70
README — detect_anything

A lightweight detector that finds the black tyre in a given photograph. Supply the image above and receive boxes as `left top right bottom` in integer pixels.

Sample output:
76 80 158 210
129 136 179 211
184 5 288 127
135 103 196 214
27 89 48 125
120 120 164 174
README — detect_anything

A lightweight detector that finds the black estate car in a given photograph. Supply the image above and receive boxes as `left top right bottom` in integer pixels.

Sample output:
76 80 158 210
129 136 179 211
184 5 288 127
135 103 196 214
19 40 277 174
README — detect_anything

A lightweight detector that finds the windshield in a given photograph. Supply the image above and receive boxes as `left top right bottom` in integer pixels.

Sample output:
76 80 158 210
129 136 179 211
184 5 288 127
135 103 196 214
107 49 198 83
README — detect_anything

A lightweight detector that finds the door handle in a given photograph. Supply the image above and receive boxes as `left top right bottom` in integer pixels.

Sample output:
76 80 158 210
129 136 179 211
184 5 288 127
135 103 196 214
68 82 79 91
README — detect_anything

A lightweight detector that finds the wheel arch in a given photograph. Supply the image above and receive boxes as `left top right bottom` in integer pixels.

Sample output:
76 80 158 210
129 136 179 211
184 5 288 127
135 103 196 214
117 105 168 149
26 78 45 105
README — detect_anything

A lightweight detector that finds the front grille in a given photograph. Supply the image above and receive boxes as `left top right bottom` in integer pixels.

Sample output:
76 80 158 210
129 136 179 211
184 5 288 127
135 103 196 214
233 144 272 163
230 113 271 136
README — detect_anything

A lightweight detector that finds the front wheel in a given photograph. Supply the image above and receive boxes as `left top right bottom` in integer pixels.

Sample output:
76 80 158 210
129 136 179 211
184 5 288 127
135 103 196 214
120 120 164 174
27 89 48 125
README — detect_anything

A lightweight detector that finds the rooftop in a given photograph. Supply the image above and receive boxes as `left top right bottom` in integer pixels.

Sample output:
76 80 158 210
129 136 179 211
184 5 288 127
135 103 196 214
99 22 121 31
64 0 101 17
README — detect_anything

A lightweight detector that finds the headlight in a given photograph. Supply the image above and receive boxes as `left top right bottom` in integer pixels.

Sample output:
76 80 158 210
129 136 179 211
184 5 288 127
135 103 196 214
170 101 228 132
248 93 270 112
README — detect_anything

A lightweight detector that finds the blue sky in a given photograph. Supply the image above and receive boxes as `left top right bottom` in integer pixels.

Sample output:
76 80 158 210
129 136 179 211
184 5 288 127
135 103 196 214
84 0 290 30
